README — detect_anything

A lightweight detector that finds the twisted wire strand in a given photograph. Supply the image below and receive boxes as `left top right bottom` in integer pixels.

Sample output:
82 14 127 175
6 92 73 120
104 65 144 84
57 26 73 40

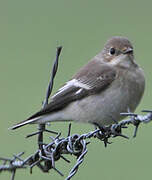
1 46 152 180
1 111 152 180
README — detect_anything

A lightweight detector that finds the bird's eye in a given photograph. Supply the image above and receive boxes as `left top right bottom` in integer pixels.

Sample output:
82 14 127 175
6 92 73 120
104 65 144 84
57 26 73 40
109 48 116 55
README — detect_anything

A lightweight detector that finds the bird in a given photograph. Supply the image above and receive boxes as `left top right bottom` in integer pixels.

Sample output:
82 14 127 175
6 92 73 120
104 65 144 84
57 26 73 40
10 36 145 130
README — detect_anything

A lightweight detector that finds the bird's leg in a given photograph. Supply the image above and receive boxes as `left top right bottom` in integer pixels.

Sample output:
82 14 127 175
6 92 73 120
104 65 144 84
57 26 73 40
93 123 112 147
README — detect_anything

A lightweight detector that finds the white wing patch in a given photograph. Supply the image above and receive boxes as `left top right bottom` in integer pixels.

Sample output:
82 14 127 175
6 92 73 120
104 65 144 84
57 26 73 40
52 79 90 98
75 88 83 95
73 79 91 89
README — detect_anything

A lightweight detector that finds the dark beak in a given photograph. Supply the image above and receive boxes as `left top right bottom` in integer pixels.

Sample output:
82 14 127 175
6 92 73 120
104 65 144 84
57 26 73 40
123 47 133 54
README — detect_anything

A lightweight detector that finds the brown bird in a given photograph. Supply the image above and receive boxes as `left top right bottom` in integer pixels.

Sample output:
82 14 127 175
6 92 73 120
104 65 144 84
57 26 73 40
10 36 145 130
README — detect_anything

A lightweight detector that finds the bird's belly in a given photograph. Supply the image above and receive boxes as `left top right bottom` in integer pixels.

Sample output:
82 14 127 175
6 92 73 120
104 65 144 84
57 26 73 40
75 86 130 125
62 75 144 126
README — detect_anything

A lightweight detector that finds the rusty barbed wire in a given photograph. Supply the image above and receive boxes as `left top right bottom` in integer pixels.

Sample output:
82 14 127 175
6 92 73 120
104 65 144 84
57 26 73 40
1 47 152 180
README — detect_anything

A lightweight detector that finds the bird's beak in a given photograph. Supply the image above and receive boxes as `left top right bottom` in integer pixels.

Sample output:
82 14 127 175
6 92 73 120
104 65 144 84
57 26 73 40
123 47 133 54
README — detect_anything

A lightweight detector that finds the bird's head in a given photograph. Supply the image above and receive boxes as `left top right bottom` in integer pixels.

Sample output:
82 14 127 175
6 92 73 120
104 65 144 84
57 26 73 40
100 36 136 68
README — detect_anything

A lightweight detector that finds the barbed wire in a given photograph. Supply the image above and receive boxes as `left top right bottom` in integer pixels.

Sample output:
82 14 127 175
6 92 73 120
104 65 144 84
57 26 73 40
0 47 152 180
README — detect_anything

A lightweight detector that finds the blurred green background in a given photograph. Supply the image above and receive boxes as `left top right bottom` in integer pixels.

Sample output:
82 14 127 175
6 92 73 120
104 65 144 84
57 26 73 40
0 0 152 179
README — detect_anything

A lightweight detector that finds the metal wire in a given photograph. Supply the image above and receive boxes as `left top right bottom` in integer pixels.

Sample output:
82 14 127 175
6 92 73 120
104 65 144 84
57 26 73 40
1 112 152 179
1 46 152 180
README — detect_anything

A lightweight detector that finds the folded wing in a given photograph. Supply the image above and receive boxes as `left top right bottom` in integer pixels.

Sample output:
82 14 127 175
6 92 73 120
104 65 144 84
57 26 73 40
10 61 116 129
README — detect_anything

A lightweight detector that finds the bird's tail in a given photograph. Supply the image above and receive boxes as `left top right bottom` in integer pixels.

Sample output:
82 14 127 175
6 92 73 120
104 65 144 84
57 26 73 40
9 117 41 130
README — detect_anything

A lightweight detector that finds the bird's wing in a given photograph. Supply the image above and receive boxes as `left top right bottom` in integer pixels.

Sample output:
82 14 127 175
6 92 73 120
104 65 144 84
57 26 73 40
10 61 116 129
27 61 116 119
